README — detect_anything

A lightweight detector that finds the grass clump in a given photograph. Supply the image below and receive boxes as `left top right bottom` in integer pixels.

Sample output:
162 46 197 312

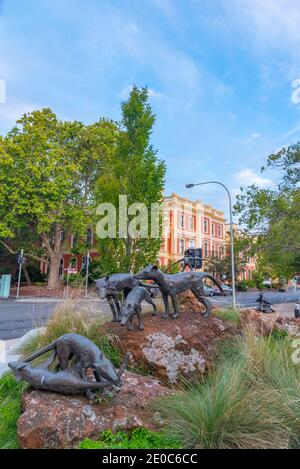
158 330 300 449
78 428 182 449
213 308 241 325
0 373 27 449
18 300 123 368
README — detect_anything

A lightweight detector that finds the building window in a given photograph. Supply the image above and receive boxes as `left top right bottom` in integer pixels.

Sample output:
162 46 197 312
211 223 214 236
218 225 222 237
180 214 184 229
212 244 216 256
189 239 195 249
189 216 194 230
204 219 208 233
179 238 185 254
204 241 209 258
218 245 223 257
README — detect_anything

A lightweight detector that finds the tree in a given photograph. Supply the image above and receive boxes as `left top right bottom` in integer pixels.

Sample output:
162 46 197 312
204 234 251 283
0 109 118 288
234 143 300 279
94 86 166 274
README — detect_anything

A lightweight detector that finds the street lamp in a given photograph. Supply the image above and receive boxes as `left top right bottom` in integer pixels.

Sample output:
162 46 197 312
186 181 236 309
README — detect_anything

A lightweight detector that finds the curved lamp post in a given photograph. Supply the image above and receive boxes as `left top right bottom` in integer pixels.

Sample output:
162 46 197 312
186 181 236 309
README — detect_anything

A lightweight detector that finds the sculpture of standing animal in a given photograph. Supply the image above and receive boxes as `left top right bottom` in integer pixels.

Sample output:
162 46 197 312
135 264 224 319
120 286 157 331
23 333 119 385
95 273 157 322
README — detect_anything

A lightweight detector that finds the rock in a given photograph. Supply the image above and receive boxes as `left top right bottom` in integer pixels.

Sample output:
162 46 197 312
102 305 236 384
240 308 279 335
17 370 171 449
240 308 300 337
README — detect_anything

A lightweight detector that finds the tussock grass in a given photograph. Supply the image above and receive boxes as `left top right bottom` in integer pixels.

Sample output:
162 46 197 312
18 300 122 367
158 329 300 449
213 308 241 325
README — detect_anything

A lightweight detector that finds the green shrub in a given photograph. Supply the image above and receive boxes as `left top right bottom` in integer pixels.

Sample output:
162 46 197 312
0 373 27 449
78 428 182 449
158 331 300 449
236 281 248 291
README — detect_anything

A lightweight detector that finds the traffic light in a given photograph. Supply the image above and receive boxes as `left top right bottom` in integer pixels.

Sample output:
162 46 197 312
82 255 91 269
184 248 202 269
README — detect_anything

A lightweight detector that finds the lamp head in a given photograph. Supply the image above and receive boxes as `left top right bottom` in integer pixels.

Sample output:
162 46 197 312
185 183 194 189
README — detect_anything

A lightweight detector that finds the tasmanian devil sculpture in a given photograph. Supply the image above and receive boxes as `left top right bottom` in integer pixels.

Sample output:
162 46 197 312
95 273 157 322
120 286 157 331
23 333 120 385
135 264 224 319
9 353 130 400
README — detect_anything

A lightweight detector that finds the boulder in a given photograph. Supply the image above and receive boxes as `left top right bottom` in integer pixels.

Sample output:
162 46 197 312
240 308 279 336
240 308 300 337
17 370 171 449
102 301 236 384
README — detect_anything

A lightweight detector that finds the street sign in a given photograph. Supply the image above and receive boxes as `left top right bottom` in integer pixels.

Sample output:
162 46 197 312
67 268 78 275
17 252 27 265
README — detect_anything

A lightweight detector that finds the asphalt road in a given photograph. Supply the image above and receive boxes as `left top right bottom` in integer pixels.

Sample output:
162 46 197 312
0 291 299 340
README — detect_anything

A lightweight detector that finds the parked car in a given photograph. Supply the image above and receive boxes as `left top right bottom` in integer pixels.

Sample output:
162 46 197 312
212 284 232 296
262 279 272 289
203 285 214 296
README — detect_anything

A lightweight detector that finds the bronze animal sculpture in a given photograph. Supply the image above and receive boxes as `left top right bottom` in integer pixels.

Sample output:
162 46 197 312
120 286 157 331
23 333 120 385
135 264 224 319
8 353 129 400
95 273 157 322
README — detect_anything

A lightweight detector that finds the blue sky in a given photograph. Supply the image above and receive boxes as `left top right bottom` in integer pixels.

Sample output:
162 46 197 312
1 0 300 220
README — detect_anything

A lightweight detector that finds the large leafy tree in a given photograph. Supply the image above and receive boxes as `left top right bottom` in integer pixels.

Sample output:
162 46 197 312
234 144 300 279
94 86 166 274
0 109 118 288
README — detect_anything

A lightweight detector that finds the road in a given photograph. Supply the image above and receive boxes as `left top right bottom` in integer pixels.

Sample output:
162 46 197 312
0 291 299 340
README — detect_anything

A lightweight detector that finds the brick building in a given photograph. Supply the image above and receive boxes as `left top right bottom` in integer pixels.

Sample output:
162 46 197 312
158 193 226 268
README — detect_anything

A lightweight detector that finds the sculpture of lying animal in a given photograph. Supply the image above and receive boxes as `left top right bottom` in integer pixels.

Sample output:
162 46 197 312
95 273 158 322
8 362 113 399
135 264 224 319
120 286 157 331
23 333 119 385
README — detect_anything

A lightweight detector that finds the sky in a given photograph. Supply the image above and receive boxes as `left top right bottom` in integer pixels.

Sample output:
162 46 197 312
1 0 300 220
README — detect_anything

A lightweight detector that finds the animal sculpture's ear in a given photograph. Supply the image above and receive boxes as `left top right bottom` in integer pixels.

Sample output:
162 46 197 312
152 265 158 271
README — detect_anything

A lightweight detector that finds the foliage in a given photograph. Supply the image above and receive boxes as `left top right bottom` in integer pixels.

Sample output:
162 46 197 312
160 332 300 448
95 86 166 274
236 280 248 291
0 373 27 449
235 143 300 278
158 331 300 449
0 110 118 288
78 428 182 449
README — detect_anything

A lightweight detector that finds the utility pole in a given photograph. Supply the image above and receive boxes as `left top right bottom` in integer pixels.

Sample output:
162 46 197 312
16 249 24 300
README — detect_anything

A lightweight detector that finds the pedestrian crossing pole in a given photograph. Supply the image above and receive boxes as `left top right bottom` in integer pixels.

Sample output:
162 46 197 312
85 252 90 299
16 249 24 300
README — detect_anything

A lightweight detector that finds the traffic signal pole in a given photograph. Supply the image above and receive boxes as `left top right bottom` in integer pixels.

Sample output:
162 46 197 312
16 249 23 300
85 251 90 299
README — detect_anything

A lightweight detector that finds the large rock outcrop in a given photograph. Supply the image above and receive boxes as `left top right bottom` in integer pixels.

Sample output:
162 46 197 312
18 370 171 449
102 299 236 384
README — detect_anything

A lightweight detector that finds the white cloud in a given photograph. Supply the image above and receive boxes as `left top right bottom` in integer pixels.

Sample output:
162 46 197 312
234 168 273 187
0 99 39 132
250 132 261 139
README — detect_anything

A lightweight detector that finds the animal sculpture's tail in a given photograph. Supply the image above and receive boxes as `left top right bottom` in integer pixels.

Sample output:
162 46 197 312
202 273 225 294
23 342 56 362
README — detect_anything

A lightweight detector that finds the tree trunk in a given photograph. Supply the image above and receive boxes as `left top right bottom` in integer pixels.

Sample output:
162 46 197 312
23 265 32 286
47 253 62 290
42 225 63 290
